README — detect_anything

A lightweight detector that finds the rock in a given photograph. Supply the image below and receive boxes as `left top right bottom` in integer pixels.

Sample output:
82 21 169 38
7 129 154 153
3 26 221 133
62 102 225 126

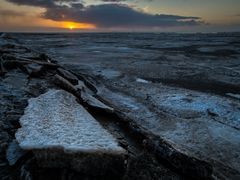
16 89 126 177
54 72 110 111
20 163 32 180
6 140 26 166
1 54 16 61
207 108 218 117
39 53 51 62
23 63 43 77
57 68 79 85
75 80 87 91
0 58 7 76
0 32 6 38
3 71 28 89
0 132 10 153
77 74 98 93
226 93 240 100
74 80 114 112
0 33 16 40
7 114 21 127
3 59 58 70
81 91 114 113
2 60 20 70
25 59 58 69
0 33 19 45
53 74 80 98
124 153 181 180
146 138 213 179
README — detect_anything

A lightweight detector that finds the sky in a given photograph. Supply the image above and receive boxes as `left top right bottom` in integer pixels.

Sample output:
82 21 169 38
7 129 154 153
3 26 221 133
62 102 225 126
0 0 239 32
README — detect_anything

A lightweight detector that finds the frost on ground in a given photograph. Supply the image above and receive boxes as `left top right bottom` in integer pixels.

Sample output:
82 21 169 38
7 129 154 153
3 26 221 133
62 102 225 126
4 32 240 179
16 89 124 154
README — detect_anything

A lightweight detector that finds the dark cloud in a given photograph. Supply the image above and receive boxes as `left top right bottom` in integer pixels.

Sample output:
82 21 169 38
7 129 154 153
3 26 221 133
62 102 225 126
6 0 81 8
7 0 54 7
100 0 127 2
43 3 203 28
0 9 25 17
100 0 153 1
6 0 203 28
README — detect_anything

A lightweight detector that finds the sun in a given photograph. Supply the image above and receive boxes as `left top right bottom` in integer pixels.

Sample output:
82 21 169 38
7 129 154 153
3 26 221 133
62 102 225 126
61 21 96 30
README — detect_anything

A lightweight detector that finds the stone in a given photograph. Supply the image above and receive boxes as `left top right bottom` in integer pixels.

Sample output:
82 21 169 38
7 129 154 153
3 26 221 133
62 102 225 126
6 140 26 166
53 74 79 97
57 68 79 85
75 80 87 91
0 33 19 45
3 71 28 90
26 59 59 69
0 58 7 76
39 53 51 62
74 80 114 112
81 91 114 113
23 63 43 76
226 93 240 100
3 59 58 70
16 89 126 176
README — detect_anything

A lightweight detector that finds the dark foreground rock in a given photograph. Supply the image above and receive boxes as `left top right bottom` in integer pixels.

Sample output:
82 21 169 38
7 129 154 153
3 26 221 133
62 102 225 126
57 68 79 85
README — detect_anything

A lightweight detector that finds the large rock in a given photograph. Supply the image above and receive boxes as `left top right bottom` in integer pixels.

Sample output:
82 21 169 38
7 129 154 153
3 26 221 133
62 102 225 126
16 89 126 177
57 68 79 85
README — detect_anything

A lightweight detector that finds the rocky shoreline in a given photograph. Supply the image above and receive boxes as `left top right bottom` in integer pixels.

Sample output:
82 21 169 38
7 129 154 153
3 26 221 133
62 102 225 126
0 33 240 180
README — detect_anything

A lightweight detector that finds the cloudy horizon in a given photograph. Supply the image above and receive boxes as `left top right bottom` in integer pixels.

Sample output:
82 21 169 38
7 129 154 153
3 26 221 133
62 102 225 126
0 0 240 32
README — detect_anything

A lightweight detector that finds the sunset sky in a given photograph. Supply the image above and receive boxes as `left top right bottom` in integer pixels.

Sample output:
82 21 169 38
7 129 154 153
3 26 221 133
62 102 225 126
0 0 240 32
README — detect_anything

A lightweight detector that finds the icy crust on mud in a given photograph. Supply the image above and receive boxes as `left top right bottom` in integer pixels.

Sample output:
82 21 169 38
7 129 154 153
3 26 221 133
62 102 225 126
16 89 124 154
98 85 240 176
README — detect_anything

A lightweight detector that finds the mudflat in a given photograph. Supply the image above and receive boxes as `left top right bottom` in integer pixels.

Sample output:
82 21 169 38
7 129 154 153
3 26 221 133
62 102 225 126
1 33 240 179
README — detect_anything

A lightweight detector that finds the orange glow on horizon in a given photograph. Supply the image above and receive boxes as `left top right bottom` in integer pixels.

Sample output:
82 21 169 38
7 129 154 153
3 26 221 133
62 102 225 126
33 19 96 30
0 0 96 31
62 21 95 30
